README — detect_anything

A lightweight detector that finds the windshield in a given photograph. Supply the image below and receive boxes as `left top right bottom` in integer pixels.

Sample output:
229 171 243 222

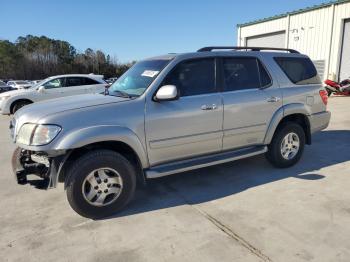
29 79 46 89
109 59 171 97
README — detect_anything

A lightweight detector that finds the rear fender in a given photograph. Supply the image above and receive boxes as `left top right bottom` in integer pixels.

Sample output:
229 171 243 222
264 103 311 145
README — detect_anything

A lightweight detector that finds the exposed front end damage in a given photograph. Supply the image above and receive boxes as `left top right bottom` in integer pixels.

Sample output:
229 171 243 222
12 148 67 189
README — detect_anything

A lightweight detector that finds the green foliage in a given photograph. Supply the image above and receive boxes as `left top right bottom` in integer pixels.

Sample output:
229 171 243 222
0 35 133 80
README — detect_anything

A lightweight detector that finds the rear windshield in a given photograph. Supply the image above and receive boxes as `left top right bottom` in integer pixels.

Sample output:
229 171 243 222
274 57 321 85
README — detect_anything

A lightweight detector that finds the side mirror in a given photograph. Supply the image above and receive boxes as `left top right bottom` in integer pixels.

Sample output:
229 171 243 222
37 86 45 93
155 85 178 101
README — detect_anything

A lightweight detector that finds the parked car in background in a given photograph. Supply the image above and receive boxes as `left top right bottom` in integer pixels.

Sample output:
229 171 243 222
0 81 13 93
0 74 107 114
9 47 331 218
105 77 118 85
7 81 32 90
29 80 42 85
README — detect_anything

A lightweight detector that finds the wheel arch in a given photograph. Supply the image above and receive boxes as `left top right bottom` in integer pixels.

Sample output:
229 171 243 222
58 140 146 187
264 104 312 145
10 98 34 114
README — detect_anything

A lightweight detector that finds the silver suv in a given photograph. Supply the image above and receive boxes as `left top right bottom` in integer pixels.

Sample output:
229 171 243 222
10 47 331 218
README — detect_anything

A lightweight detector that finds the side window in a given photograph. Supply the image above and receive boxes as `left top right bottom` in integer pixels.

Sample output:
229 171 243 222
258 60 272 87
84 78 99 85
274 57 321 85
66 77 84 87
43 78 64 89
163 58 216 97
222 57 271 91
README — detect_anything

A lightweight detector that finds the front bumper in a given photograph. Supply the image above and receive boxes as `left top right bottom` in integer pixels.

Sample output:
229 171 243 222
309 111 331 133
13 149 68 189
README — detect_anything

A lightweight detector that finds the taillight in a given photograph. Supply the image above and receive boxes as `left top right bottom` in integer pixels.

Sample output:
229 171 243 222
319 90 328 105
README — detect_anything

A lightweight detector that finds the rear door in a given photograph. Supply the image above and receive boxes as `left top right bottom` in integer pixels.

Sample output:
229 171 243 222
83 77 105 93
220 56 282 150
64 77 89 96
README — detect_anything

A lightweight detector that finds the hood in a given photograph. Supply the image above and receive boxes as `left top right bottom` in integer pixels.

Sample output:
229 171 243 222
14 93 129 124
0 88 31 97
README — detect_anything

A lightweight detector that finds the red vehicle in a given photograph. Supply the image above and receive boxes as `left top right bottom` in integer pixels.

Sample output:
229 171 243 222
324 78 350 96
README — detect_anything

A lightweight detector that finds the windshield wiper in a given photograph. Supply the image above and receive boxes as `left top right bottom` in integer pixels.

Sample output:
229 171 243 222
109 90 134 98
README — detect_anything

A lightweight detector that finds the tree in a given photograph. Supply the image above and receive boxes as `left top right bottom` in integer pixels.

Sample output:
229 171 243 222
0 35 133 80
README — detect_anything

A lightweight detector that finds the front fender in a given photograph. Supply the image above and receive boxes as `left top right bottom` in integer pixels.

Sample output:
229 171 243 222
264 103 311 144
54 125 149 168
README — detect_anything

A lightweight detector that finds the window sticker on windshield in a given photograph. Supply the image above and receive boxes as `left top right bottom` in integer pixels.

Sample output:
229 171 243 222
141 70 159 78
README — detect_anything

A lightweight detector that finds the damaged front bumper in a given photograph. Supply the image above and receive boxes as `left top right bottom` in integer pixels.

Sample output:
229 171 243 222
13 148 69 189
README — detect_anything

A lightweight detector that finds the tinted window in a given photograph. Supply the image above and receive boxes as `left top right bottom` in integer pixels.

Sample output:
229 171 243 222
274 57 321 85
163 58 216 97
258 61 272 87
66 77 83 87
222 57 271 91
43 78 64 89
84 78 99 85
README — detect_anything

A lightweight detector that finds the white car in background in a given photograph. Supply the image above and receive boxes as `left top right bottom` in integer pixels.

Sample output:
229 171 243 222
7 81 32 90
0 74 107 114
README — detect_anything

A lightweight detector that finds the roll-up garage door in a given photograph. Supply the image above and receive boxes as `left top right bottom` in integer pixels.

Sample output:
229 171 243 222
339 19 350 81
246 31 286 48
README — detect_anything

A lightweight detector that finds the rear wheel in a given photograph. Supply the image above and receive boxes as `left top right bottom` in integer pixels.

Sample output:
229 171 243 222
266 122 305 168
11 100 31 114
65 150 136 219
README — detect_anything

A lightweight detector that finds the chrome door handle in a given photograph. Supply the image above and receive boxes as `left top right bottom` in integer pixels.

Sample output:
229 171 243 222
201 104 217 110
267 96 281 102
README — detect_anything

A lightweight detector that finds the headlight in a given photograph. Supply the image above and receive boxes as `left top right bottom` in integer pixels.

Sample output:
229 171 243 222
0 96 10 101
31 125 61 146
16 124 61 146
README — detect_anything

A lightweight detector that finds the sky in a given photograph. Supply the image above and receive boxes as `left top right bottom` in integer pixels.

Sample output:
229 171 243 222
1 0 330 62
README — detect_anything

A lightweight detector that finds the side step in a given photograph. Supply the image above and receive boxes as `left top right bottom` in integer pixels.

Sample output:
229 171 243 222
145 145 267 179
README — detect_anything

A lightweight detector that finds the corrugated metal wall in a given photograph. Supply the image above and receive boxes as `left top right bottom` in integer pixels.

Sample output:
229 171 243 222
238 1 350 80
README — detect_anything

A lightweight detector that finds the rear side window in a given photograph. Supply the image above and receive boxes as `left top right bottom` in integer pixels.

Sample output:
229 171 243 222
222 57 272 91
274 57 321 85
163 58 216 97
84 78 100 85
66 77 83 87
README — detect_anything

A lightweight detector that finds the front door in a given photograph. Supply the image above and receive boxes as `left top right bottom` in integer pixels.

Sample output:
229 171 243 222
145 58 223 166
220 56 282 150
39 77 66 100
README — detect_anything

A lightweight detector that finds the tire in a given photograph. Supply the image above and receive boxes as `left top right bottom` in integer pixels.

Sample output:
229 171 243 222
12 100 31 114
327 89 332 97
65 150 137 219
265 122 305 168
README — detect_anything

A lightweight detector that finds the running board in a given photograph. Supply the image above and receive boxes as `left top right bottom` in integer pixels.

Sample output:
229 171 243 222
145 145 267 179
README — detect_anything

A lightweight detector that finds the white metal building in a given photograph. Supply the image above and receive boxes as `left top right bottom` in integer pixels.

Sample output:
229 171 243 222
237 0 350 81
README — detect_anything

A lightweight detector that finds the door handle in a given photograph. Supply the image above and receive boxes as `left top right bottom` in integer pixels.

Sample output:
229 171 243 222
267 96 281 103
201 104 217 110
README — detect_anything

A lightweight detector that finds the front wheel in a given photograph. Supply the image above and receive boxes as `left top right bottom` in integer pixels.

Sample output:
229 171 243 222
11 100 31 114
265 122 305 168
65 150 137 219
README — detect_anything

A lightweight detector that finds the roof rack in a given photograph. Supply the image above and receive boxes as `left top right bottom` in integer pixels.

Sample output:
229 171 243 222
197 46 300 54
